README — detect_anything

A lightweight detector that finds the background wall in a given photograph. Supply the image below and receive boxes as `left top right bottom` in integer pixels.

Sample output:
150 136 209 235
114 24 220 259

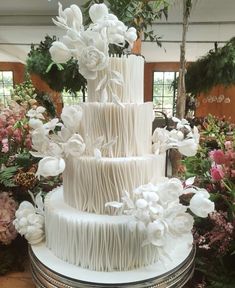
0 0 235 63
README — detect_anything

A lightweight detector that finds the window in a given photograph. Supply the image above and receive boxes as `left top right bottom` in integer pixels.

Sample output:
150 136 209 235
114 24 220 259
153 71 178 117
62 91 87 105
0 71 13 106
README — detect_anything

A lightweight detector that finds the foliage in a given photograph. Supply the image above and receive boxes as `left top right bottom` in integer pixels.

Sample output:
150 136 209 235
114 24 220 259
181 115 235 287
26 36 87 95
185 37 235 96
83 0 169 51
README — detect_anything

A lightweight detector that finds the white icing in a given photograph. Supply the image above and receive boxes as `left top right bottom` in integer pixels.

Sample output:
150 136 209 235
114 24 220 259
45 188 192 272
87 55 144 103
80 102 153 157
63 154 166 214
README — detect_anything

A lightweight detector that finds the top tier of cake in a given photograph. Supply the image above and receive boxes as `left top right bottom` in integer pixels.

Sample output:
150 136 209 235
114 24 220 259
87 55 144 103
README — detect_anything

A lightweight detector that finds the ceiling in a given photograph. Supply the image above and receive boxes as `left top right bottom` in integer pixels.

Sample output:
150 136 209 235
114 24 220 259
0 0 235 62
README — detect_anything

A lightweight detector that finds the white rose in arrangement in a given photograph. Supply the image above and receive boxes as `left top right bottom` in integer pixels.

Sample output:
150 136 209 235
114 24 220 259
165 205 194 236
13 194 45 245
61 105 83 132
50 41 72 63
189 193 215 218
79 46 108 79
36 157 66 178
146 220 166 246
64 134 86 157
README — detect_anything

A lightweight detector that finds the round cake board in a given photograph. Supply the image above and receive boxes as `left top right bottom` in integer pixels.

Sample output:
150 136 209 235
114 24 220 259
29 239 195 288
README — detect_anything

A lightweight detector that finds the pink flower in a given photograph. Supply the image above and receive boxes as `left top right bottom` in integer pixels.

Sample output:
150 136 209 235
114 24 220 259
225 141 233 151
209 149 226 164
210 165 225 181
0 192 18 245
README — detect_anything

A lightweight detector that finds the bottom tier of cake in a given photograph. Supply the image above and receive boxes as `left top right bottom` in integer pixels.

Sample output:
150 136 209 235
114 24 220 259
45 187 193 272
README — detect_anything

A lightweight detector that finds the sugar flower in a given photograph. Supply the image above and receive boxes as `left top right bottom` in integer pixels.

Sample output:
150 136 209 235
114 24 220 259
13 193 45 245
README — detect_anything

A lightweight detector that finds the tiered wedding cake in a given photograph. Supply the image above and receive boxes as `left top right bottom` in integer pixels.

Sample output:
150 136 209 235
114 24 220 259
45 54 166 272
14 3 214 283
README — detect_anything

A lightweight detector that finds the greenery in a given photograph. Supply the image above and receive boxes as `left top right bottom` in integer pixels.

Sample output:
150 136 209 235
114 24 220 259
26 36 87 95
185 37 235 96
83 0 170 51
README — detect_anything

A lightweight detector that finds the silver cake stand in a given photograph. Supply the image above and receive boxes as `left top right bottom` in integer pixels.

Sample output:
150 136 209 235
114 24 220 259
29 242 195 288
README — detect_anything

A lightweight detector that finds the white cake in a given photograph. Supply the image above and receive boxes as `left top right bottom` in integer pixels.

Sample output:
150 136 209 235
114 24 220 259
13 3 204 277
44 54 168 271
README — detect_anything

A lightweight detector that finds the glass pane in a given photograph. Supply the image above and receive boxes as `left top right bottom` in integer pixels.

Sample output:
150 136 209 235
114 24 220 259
153 72 164 84
153 84 163 97
163 85 173 96
163 97 173 108
3 71 13 84
0 72 3 82
153 96 162 109
164 72 175 84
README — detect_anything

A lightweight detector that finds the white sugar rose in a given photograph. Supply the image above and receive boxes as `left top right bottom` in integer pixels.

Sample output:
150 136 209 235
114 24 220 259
167 212 194 235
61 105 83 132
89 3 109 23
50 41 72 63
36 157 65 178
64 134 85 157
79 46 108 79
146 220 166 246
189 193 215 218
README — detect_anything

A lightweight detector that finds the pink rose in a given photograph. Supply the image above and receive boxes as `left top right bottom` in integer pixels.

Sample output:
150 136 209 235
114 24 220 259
209 149 226 164
210 165 225 181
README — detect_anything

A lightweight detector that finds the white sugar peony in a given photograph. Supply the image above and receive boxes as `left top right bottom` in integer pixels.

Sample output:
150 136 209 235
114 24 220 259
189 193 215 218
61 105 83 132
79 46 108 79
13 195 45 245
36 157 65 178
50 41 72 63
64 134 86 157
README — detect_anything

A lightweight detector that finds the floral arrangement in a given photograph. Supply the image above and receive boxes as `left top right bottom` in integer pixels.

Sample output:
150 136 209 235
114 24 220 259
106 177 214 253
49 3 137 80
152 117 199 157
0 98 61 275
182 116 235 287
27 105 85 178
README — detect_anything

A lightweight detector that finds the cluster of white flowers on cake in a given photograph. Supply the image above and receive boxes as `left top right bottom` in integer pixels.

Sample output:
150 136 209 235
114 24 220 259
49 2 137 80
13 192 45 245
152 117 200 157
27 105 85 178
106 177 215 247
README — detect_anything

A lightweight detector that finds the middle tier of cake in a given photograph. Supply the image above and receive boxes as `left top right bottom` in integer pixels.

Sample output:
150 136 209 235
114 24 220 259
79 102 153 157
63 154 166 214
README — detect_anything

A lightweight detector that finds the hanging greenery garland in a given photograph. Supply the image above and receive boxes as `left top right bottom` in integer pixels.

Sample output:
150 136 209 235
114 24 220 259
26 36 87 95
185 37 235 96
